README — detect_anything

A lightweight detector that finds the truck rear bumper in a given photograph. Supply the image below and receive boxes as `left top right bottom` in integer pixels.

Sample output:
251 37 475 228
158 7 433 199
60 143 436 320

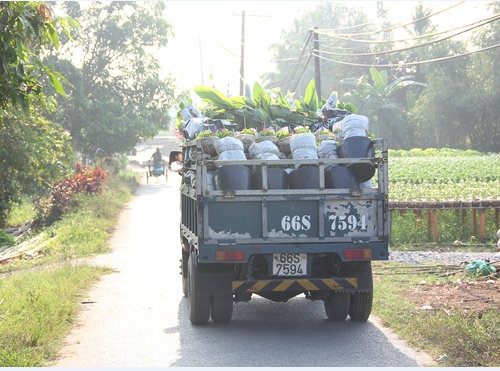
232 277 358 293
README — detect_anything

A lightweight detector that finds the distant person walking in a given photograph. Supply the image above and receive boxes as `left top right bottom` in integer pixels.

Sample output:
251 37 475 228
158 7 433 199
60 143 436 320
151 148 163 169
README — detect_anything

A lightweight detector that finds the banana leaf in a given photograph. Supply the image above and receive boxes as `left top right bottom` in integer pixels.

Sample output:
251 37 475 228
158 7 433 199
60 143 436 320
193 85 236 111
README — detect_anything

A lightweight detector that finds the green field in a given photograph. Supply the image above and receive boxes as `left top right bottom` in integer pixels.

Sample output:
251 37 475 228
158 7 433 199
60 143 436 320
387 149 500 246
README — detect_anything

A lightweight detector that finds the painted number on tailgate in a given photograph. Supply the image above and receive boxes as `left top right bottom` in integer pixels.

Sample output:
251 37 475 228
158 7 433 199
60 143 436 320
281 215 311 231
329 215 367 232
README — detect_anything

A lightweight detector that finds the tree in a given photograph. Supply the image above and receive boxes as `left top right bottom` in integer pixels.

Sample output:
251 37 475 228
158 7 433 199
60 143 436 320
0 2 75 226
341 67 425 148
263 2 373 99
0 1 72 110
46 2 176 157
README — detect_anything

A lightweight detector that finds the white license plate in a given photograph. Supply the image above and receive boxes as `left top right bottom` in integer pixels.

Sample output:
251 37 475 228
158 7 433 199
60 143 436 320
272 253 307 276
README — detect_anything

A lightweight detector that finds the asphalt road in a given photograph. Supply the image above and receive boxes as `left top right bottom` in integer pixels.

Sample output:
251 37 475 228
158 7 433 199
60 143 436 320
52 136 433 367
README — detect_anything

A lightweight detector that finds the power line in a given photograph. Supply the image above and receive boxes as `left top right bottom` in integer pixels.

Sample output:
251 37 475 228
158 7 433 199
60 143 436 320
314 13 500 46
314 1 465 38
313 14 500 58
280 31 312 92
310 42 500 68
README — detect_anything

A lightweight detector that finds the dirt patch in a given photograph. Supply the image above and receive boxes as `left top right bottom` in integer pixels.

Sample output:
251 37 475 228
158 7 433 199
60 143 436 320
401 278 500 315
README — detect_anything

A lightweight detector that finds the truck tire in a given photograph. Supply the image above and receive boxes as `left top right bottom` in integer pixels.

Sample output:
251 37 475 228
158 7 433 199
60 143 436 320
324 291 350 321
210 294 233 323
181 249 188 296
188 251 210 325
349 291 373 321
349 262 373 321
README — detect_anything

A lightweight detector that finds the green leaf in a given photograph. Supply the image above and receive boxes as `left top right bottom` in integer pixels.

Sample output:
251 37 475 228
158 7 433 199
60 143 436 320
47 24 59 49
370 67 386 95
193 86 233 110
303 79 318 112
48 71 66 96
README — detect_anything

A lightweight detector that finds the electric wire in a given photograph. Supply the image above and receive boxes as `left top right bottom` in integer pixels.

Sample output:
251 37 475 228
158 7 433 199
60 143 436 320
313 13 500 45
313 14 500 58
310 42 500 68
314 1 465 38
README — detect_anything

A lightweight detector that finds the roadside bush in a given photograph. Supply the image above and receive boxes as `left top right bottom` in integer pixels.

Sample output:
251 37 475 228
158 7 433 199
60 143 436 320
0 230 15 249
33 163 108 227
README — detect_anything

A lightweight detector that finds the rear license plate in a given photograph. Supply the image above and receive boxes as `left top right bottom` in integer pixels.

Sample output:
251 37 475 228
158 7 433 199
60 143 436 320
272 253 307 276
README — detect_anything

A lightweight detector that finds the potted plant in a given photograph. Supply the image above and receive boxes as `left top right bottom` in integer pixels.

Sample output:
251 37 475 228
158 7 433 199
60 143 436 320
315 129 337 144
195 130 219 157
276 127 292 156
236 128 257 154
256 127 277 145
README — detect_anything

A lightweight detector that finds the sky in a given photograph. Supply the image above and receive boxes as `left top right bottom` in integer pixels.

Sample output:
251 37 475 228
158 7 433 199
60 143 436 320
159 1 490 98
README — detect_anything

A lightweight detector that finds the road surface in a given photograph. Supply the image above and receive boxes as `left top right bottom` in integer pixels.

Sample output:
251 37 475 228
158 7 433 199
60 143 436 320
52 136 434 367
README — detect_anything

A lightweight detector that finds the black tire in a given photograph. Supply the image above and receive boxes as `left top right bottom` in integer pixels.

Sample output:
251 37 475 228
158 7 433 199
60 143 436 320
349 291 373 321
211 294 233 323
324 291 350 321
181 249 188 296
188 251 210 325
349 262 373 321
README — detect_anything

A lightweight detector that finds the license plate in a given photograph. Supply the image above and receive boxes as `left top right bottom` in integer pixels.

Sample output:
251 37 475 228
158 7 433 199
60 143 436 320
272 253 307 276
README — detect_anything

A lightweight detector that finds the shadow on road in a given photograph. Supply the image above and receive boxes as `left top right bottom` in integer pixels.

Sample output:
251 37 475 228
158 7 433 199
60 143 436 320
163 295 421 367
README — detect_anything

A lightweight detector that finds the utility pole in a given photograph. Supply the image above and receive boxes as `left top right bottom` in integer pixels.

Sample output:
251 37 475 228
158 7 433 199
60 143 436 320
199 34 204 86
234 11 272 96
239 10 245 96
313 27 321 99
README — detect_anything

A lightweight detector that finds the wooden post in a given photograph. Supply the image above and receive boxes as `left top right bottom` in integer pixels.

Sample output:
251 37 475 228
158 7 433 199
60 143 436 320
472 209 477 237
479 209 486 243
427 210 432 241
432 210 438 242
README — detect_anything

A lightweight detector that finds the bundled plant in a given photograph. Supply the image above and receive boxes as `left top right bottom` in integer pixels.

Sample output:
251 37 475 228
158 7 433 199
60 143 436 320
293 126 313 134
216 129 234 138
238 128 257 136
258 127 276 137
276 127 292 140
195 130 217 139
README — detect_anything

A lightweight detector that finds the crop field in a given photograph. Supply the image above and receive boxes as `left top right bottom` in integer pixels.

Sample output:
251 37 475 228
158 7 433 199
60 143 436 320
387 149 500 245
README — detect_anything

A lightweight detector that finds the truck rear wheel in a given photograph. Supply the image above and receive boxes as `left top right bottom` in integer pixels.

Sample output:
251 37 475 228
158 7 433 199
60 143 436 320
188 251 210 325
211 294 233 323
349 262 373 321
324 291 350 321
349 291 373 321
181 249 188 296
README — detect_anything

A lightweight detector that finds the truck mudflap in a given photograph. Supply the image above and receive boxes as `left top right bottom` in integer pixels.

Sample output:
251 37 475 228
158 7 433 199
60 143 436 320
232 277 358 293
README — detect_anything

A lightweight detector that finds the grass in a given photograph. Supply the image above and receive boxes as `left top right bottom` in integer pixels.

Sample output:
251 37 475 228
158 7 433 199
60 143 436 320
372 262 500 367
0 265 112 366
0 168 139 366
1 157 498 366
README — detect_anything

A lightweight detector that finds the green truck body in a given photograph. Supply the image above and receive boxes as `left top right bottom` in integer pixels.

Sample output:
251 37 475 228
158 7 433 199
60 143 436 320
179 138 389 324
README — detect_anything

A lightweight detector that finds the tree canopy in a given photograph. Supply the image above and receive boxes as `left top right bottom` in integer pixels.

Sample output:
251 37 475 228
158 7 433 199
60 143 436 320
46 1 176 157
264 1 499 153
0 2 75 225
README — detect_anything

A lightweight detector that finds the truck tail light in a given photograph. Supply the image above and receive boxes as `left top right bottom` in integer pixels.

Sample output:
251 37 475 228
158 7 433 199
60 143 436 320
216 251 245 262
344 248 372 260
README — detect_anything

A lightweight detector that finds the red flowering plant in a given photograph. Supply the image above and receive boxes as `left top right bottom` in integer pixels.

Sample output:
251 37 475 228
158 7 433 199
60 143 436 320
34 163 108 227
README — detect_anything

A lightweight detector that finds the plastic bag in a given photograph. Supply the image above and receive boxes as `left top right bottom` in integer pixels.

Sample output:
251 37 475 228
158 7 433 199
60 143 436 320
218 150 247 161
341 114 369 138
465 260 497 276
292 148 318 160
290 132 316 152
216 137 244 154
249 141 279 159
317 140 338 159
180 118 205 141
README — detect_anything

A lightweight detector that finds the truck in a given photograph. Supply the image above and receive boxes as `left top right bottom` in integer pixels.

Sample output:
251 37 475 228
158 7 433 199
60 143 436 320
178 136 389 325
